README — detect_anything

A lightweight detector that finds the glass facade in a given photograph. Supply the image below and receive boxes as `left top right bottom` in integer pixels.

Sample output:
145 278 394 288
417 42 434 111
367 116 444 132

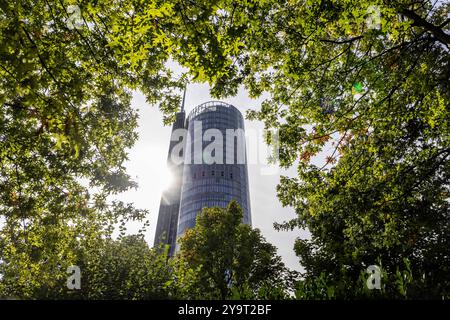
177 101 252 239
154 100 252 255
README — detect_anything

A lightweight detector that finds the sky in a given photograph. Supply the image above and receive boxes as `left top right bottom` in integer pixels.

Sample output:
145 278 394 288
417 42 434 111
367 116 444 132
113 82 311 272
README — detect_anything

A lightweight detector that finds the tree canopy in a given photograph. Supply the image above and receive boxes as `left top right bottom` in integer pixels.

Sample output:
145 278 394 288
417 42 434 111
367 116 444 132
179 201 296 299
1 0 449 299
0 0 181 297
167 0 450 298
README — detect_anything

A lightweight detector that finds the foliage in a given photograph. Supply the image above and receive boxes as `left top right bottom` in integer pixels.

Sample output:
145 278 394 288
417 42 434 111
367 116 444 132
0 233 203 300
71 235 172 299
0 0 183 298
68 235 203 300
1 0 449 299
178 201 297 299
160 0 449 299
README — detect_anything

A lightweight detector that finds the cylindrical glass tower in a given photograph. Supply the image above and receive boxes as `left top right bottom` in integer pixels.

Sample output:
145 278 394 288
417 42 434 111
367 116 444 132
177 101 251 239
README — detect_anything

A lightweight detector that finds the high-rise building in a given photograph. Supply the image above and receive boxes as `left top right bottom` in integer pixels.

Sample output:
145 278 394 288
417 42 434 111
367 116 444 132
153 90 186 257
154 98 251 255
177 101 251 239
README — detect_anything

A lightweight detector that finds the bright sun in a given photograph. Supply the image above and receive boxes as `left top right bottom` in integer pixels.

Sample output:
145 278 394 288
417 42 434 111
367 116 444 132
161 165 174 191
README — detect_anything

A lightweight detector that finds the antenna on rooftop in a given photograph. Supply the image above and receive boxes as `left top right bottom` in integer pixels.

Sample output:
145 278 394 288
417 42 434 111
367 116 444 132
181 84 187 113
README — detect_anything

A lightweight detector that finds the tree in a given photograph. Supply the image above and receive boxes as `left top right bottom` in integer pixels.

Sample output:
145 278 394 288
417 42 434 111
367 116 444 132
2 0 449 299
0 0 185 298
66 235 201 300
165 0 449 298
0 0 265 298
125 0 448 298
1 232 202 300
178 201 296 299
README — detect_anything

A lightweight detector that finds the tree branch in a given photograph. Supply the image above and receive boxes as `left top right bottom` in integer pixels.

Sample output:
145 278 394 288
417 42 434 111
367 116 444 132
400 8 450 46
